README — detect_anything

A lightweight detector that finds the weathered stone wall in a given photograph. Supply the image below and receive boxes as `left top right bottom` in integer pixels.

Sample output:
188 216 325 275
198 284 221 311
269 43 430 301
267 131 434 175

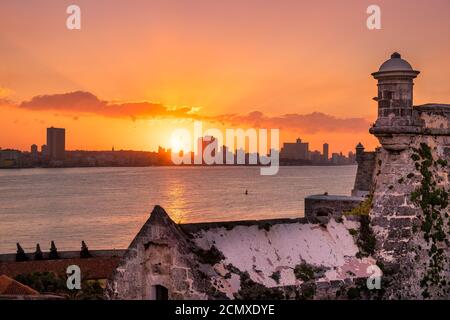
106 206 212 300
108 206 377 300
370 109 450 299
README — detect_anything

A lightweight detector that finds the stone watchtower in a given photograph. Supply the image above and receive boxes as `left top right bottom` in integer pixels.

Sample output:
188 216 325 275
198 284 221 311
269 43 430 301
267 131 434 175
371 52 420 128
369 53 426 152
368 53 450 299
351 143 377 197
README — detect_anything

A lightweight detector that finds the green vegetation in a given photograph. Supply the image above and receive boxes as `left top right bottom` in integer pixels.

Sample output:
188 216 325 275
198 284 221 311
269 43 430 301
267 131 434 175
344 195 373 216
410 143 449 298
15 272 104 299
195 245 225 265
343 195 376 257
294 263 315 282
335 216 344 223
356 215 376 257
293 263 326 282
16 272 66 293
299 283 316 300
343 278 384 300
346 287 361 300
269 271 281 284
436 158 448 167
235 272 284 300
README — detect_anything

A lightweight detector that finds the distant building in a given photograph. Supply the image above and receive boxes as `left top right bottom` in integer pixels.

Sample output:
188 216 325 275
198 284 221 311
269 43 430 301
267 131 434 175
197 136 217 164
157 146 171 165
331 152 350 165
220 145 233 164
323 143 329 162
309 150 322 163
41 144 48 160
280 138 309 160
348 151 356 164
30 144 38 160
46 127 65 161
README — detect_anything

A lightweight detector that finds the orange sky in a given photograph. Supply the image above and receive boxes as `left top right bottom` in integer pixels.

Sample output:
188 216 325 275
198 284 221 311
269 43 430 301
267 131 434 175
1 0 450 154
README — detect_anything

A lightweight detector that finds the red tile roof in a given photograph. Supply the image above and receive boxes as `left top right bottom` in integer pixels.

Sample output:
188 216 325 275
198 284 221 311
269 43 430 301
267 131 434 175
0 275 39 296
0 257 121 281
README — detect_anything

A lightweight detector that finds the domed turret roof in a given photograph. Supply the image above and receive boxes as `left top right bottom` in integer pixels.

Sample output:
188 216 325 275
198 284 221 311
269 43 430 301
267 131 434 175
378 52 413 72
372 52 420 79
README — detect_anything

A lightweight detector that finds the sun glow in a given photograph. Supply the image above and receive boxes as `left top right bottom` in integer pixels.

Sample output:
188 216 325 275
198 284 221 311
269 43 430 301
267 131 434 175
170 134 191 153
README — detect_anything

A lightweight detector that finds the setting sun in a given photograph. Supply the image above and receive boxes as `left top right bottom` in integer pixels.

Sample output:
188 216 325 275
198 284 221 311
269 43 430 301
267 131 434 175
170 133 191 153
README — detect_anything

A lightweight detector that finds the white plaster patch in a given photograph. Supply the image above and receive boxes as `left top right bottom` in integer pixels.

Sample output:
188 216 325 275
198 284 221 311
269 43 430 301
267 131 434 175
192 219 369 289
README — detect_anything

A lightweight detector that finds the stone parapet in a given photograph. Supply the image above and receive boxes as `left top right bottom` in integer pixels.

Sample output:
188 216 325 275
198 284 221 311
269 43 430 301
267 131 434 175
304 194 364 224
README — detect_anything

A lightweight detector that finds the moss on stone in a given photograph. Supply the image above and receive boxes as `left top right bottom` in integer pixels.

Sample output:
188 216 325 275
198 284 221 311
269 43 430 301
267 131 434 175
436 158 448 167
235 272 284 300
294 263 314 282
346 287 361 300
344 195 373 216
269 271 281 284
357 215 376 257
293 263 326 282
195 245 225 265
410 142 449 298
299 282 316 300
335 216 344 223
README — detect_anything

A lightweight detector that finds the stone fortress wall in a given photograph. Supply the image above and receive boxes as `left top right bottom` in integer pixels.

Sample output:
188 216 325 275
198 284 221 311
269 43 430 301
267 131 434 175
370 107 450 299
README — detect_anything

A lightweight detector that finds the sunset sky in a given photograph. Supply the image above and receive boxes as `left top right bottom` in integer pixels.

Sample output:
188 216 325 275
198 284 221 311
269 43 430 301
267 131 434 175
1 0 450 154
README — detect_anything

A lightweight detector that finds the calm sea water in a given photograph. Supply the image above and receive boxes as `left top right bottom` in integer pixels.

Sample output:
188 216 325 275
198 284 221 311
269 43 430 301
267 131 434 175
0 166 356 253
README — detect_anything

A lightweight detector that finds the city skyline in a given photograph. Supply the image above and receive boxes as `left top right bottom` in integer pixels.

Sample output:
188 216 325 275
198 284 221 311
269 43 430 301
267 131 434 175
0 126 359 157
0 126 357 168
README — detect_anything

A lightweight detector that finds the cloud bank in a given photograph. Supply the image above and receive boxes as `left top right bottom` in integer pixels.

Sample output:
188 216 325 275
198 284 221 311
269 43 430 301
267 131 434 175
19 91 194 120
211 111 370 134
16 91 370 133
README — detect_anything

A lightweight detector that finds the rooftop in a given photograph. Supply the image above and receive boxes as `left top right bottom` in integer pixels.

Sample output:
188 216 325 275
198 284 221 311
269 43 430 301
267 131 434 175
305 194 364 202
415 103 450 112
372 52 420 79
0 256 122 280
378 52 414 72
0 275 39 296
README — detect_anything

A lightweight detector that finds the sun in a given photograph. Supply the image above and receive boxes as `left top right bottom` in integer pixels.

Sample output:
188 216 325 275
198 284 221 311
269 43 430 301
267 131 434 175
170 135 190 153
